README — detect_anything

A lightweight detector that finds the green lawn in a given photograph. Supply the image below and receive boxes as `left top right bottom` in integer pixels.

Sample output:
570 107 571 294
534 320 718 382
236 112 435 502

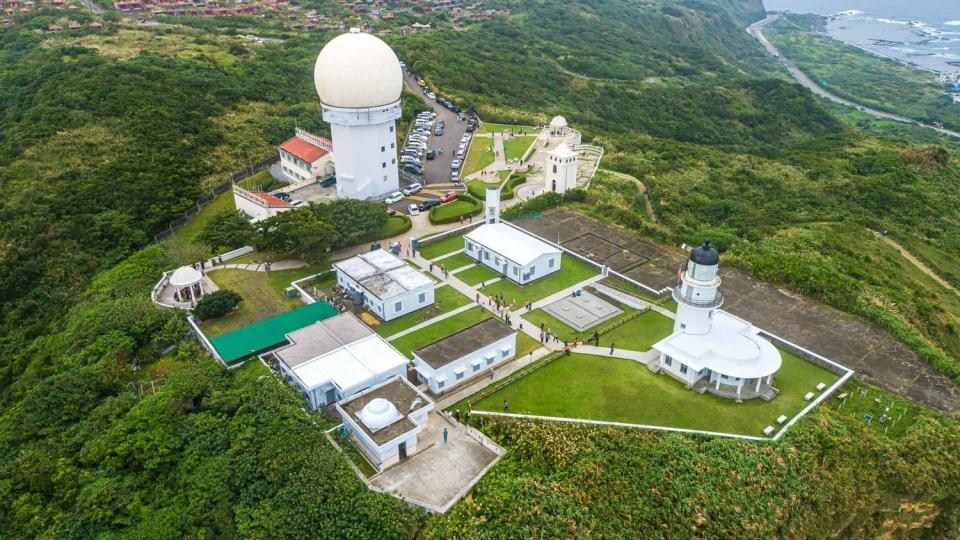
418 231 467 259
375 215 412 240
601 276 671 306
429 198 482 224
437 252 475 271
371 284 472 338
477 123 537 135
171 188 235 245
503 135 537 161
481 255 599 304
237 170 282 192
201 266 323 336
461 138 496 176
454 264 500 286
472 351 840 436
521 307 673 351
515 331 542 359
388 307 495 358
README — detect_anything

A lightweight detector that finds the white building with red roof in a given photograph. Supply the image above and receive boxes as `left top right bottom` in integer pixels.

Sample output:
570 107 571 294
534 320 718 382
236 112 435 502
233 184 293 222
278 128 335 183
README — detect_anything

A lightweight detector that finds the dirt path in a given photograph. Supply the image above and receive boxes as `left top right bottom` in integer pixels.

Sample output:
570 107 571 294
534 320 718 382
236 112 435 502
599 169 658 223
871 231 957 294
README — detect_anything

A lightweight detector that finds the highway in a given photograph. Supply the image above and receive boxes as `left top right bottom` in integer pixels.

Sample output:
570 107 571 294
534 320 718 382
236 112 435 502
747 14 960 140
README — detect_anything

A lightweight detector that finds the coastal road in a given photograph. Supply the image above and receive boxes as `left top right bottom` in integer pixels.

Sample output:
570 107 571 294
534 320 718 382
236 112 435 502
748 14 960 140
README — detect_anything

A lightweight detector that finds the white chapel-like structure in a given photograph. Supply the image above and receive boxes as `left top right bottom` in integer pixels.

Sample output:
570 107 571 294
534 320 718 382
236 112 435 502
314 28 402 201
545 142 578 194
652 241 782 401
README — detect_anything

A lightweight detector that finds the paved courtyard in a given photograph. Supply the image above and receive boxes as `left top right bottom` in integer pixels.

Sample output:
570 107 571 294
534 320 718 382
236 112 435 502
543 290 622 331
513 209 960 413
369 412 501 513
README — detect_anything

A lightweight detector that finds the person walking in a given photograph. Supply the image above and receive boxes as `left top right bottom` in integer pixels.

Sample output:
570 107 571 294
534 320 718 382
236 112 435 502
429 261 434 272
476 292 481 303
444 267 449 279
443 427 449 444
503 399 509 412
609 342 616 355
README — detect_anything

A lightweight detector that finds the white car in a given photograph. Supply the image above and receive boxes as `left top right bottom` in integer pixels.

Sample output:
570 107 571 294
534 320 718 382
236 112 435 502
451 159 462 169
290 199 305 207
426 92 436 99
402 183 423 196
384 191 404 204
408 203 420 216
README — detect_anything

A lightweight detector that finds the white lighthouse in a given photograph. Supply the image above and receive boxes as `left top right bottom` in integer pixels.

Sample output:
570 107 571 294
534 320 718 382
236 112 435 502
652 240 783 401
673 240 723 334
314 29 403 201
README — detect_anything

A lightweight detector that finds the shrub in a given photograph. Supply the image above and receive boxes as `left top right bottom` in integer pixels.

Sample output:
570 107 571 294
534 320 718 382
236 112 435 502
198 209 254 251
193 289 242 320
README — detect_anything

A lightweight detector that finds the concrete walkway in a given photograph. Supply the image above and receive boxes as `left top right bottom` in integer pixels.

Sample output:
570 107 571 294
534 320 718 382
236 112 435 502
210 260 307 272
385 303 477 341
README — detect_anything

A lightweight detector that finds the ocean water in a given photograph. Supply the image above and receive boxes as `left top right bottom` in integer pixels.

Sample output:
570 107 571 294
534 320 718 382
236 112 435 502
763 0 960 74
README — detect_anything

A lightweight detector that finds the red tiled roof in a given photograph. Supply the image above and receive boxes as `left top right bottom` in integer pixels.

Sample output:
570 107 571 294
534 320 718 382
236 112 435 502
251 192 292 209
279 136 329 163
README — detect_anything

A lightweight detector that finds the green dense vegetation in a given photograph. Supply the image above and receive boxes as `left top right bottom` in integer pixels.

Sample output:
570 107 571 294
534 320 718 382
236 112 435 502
1 0 959 537
766 14 960 131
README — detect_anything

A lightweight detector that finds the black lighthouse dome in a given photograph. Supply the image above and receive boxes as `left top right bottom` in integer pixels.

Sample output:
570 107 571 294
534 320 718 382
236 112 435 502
689 240 720 266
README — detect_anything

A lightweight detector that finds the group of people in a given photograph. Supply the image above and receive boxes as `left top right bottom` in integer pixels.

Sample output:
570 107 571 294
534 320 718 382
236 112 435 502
428 261 450 279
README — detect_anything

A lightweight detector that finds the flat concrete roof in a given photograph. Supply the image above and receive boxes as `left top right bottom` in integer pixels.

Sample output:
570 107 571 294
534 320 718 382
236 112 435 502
276 312 373 368
414 317 515 369
340 378 431 445
336 249 432 300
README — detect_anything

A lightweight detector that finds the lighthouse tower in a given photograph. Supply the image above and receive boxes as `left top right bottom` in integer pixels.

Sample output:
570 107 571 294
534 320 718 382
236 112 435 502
672 240 724 335
314 29 403 201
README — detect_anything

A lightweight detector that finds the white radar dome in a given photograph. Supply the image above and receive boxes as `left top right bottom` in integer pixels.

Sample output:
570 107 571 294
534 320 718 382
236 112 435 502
314 29 403 109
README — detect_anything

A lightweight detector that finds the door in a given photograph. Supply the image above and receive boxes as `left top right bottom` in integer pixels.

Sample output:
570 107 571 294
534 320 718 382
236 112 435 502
398 441 407 460
324 388 337 406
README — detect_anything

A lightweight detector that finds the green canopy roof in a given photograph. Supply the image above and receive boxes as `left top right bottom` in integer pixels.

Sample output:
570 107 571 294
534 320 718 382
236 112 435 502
209 302 338 364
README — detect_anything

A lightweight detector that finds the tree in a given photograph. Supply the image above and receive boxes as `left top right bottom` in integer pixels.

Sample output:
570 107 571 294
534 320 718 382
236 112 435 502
256 209 338 263
198 209 254 251
193 289 242 320
310 199 388 248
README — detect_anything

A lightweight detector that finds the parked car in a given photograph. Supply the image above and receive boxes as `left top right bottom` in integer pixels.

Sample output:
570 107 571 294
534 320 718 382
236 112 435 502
437 120 445 128
401 183 422 196
407 203 420 216
451 159 462 169
319 176 336 187
384 191 404 204
290 199 305 207
426 150 435 160
271 191 291 201
426 92 436 99
387 207 398 216
434 127 443 136
403 164 423 175
418 198 440 211
450 171 460 182
439 191 459 204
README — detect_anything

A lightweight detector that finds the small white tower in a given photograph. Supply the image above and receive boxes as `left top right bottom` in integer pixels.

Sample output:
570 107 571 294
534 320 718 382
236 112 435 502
672 240 723 335
314 29 403 201
484 186 500 224
545 143 578 194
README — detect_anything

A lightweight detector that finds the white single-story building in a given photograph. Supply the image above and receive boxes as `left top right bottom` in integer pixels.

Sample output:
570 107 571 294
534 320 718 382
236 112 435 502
464 222 562 284
278 128 335 183
233 185 293 223
545 143 578 194
274 312 408 409
336 376 434 471
413 317 517 394
334 249 435 321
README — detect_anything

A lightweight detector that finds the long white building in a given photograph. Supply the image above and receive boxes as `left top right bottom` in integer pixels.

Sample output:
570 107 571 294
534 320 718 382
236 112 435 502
274 313 408 409
413 317 517 395
463 188 562 284
652 241 782 401
334 249 435 321
314 28 402 201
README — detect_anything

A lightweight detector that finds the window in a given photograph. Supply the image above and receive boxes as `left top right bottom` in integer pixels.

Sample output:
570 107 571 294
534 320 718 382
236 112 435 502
381 145 385 152
680 364 688 375
484 251 490 260
389 126 394 132
513 266 518 276
466 241 473 252
548 258 555 268
438 380 445 389
418 293 425 303
552 164 557 173
394 301 402 312
456 371 464 381
383 175 388 182
680 323 686 330
501 349 509 358
494 257 500 265
664 356 673 366
486 357 494 366
391 142 395 149
391 158 396 164
472 364 480 372
382 162 386 168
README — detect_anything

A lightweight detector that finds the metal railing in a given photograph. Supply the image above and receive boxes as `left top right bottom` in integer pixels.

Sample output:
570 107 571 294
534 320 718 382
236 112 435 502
672 288 724 308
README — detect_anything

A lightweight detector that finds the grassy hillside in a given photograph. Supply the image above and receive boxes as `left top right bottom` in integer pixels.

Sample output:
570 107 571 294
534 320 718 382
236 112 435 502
1 1 959 537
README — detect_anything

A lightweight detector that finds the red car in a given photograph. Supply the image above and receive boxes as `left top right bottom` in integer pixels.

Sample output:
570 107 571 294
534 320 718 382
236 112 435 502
439 191 459 204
